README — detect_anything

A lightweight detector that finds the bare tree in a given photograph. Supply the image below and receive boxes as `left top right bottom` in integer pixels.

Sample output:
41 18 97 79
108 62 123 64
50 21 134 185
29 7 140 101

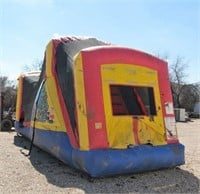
23 59 43 72
169 56 188 108
0 76 9 91
180 84 200 112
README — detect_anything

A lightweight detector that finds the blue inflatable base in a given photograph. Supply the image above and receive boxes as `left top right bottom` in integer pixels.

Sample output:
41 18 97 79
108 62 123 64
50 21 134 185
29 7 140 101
15 121 185 177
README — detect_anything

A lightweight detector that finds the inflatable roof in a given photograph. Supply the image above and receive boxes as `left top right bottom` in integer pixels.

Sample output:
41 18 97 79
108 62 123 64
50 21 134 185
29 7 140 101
15 37 184 177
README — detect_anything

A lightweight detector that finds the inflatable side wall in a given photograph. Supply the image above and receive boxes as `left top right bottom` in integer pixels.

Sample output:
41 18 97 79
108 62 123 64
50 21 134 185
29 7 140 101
15 37 184 177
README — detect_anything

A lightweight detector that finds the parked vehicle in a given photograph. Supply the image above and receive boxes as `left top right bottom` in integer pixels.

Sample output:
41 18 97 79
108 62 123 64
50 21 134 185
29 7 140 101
0 93 14 131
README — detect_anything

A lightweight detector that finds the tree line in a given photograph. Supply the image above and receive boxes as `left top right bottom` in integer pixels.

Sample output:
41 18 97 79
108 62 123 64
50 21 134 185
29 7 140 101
170 57 199 112
0 57 199 114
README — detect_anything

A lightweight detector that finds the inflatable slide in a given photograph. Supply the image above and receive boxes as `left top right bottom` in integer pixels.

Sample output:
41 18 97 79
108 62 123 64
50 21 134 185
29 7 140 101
15 36 184 177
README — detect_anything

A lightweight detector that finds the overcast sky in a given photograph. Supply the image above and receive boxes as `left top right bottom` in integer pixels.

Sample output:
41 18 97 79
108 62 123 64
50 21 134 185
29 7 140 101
0 0 199 83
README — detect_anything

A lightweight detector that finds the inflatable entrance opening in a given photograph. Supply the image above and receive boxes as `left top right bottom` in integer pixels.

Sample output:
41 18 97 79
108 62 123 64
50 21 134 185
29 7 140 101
109 85 156 116
15 36 184 177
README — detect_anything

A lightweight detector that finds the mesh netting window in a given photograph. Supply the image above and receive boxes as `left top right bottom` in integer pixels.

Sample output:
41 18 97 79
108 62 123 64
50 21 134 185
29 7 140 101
36 83 48 122
110 85 156 116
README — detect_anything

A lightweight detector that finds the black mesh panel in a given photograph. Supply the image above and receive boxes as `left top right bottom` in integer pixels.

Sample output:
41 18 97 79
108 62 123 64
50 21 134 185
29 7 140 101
21 58 46 122
55 38 107 131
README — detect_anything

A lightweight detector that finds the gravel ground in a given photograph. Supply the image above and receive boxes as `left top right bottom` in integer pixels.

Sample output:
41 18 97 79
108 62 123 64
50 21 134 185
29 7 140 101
0 119 199 193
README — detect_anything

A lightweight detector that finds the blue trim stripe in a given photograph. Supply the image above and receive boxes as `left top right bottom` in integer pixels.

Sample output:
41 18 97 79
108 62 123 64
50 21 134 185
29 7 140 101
15 121 185 177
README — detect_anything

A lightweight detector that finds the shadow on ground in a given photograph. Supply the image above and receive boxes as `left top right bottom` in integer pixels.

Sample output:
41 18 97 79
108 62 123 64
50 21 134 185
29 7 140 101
14 134 199 193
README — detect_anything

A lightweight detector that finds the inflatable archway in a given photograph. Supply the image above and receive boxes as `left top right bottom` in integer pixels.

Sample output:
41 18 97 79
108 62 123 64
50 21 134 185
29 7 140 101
15 37 184 177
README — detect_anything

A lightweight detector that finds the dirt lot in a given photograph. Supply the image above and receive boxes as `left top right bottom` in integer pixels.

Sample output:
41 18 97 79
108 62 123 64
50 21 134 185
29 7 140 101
0 119 199 193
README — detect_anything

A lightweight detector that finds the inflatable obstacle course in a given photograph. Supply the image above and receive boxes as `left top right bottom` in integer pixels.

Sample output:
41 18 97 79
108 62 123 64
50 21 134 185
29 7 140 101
15 37 184 177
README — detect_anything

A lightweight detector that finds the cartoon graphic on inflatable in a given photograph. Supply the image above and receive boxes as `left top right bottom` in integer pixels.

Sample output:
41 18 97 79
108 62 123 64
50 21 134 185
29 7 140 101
15 36 184 177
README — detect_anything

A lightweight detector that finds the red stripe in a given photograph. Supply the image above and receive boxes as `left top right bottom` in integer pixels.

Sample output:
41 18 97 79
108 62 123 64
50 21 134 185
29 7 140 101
167 139 179 144
133 118 140 145
23 121 31 127
82 52 108 149
133 88 148 115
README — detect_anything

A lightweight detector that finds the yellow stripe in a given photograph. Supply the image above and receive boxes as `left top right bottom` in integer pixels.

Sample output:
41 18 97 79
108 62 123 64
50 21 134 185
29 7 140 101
34 121 65 132
74 53 89 150
33 40 66 132
16 76 23 121
45 79 66 130
45 41 53 78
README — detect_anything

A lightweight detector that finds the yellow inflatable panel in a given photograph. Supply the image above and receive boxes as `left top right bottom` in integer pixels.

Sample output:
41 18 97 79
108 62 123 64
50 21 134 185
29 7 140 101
101 64 166 148
74 53 89 150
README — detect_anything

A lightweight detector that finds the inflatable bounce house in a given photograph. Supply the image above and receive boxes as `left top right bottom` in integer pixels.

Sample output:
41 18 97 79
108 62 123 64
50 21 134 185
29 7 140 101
15 36 184 177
